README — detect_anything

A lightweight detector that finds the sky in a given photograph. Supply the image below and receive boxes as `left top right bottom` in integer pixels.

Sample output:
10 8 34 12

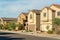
0 0 60 18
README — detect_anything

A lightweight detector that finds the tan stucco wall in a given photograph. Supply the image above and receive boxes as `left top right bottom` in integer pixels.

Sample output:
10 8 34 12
28 11 36 31
40 5 60 32
18 13 26 24
40 24 52 31
28 12 36 24
28 11 40 31
40 8 48 22
40 8 53 31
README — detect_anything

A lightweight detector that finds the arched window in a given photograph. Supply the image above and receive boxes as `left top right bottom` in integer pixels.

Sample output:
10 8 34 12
30 14 32 19
44 13 46 17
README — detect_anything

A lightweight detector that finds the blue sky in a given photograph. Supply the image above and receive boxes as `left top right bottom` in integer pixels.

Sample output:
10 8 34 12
0 0 60 18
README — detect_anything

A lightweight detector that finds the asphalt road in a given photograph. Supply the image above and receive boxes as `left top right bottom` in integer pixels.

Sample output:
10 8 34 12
0 32 59 40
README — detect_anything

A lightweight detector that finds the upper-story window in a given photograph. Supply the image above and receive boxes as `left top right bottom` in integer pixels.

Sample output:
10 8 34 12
44 13 46 17
30 14 32 19
57 12 60 16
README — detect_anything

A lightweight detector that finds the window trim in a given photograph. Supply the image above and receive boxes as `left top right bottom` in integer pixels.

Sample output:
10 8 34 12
43 13 46 17
30 14 32 19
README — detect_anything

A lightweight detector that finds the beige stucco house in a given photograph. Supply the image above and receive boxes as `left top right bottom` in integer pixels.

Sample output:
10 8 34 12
17 4 60 32
40 4 60 32
50 4 60 18
17 12 27 26
27 10 41 32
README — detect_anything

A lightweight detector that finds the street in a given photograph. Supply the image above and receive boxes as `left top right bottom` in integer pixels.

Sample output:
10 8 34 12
0 32 59 40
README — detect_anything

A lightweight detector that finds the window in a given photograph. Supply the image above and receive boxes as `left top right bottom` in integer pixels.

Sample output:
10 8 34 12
30 14 32 19
57 12 60 16
44 13 46 17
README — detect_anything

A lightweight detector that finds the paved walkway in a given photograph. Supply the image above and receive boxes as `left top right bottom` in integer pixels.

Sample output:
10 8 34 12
0 30 60 39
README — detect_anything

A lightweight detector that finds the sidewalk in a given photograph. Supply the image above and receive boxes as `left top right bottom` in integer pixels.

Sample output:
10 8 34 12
0 30 60 39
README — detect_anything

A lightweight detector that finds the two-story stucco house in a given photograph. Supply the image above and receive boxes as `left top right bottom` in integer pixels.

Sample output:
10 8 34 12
17 4 60 32
17 12 27 26
40 7 55 32
27 10 41 32
40 4 60 32
50 4 60 18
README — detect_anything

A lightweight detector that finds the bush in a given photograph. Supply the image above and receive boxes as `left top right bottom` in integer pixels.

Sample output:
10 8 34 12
7 22 16 30
17 23 24 30
25 30 31 32
47 30 54 34
55 31 60 34
0 24 3 29
19 24 24 30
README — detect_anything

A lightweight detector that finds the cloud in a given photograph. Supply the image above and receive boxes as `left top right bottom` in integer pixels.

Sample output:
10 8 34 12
0 0 60 17
0 0 40 13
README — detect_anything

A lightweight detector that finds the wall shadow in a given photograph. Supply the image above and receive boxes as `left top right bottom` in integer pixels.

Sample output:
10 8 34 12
0 32 25 40
0 32 16 35
0 36 25 40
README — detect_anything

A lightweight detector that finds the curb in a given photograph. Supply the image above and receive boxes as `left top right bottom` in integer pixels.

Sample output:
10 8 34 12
0 30 60 39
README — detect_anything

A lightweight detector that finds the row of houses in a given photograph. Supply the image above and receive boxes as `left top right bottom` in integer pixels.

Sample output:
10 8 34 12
0 18 17 25
17 4 60 32
0 4 60 32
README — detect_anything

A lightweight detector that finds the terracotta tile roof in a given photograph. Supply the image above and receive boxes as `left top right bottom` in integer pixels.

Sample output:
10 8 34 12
30 9 41 14
47 7 56 12
43 7 53 10
21 12 28 16
42 7 55 11
51 4 60 8
18 12 28 17
41 7 56 13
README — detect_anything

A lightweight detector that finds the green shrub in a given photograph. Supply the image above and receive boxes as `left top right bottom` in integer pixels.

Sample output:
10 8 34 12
25 30 31 32
0 24 3 29
47 30 54 34
17 23 24 30
7 22 16 30
56 31 60 34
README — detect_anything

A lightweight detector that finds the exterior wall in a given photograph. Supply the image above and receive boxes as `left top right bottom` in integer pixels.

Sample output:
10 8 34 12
28 24 36 31
50 5 60 18
28 12 36 24
40 24 52 31
28 12 36 31
50 5 60 30
18 13 26 24
0 18 4 24
40 8 53 31
40 8 48 22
